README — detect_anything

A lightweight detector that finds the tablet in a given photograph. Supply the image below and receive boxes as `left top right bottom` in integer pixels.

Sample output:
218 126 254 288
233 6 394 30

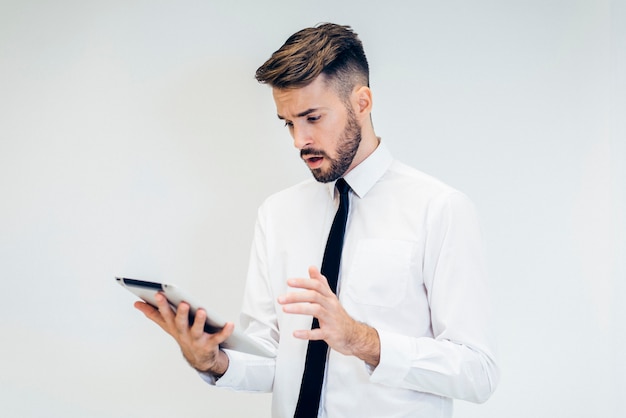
116 277 275 358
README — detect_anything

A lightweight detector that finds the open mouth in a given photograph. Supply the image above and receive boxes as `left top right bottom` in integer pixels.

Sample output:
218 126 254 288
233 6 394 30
301 150 326 168
304 155 324 169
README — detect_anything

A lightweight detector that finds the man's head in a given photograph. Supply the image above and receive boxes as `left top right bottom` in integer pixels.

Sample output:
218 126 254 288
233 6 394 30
257 24 376 183
255 23 369 102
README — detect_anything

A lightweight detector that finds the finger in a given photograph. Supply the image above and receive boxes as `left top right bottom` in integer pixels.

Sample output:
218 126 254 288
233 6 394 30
282 301 323 318
286 277 327 295
174 302 192 334
210 322 235 345
134 301 164 325
278 289 320 305
189 308 207 338
154 292 176 323
134 300 156 314
308 266 324 282
308 266 332 295
293 328 324 341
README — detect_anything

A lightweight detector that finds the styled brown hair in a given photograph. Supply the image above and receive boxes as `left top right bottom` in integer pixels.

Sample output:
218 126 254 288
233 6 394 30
255 23 369 99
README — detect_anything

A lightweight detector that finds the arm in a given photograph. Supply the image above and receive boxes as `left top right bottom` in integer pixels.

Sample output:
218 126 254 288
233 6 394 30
370 191 499 403
206 209 279 391
135 204 281 390
278 191 499 403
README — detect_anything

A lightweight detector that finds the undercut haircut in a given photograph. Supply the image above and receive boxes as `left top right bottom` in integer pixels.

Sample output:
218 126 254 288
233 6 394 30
255 23 370 100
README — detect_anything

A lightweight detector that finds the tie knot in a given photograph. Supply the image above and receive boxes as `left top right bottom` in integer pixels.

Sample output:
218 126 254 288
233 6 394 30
335 178 350 196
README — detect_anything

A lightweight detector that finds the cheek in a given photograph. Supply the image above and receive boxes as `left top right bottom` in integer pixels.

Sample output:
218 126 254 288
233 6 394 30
317 129 340 153
318 118 345 145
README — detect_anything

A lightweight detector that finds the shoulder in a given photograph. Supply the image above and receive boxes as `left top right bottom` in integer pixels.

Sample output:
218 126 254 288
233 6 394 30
263 178 319 205
257 178 328 217
385 163 482 239
384 160 468 201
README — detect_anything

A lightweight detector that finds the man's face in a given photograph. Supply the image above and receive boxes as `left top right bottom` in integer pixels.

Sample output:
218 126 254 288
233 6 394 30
273 76 362 183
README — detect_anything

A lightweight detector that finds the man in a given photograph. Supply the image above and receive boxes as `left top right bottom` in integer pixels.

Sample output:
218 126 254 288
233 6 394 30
135 23 499 418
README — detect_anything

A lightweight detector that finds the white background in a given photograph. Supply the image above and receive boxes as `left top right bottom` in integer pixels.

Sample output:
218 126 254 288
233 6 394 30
1 1 624 417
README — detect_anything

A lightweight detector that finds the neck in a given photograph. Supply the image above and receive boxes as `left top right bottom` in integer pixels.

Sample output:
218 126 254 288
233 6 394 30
346 122 379 175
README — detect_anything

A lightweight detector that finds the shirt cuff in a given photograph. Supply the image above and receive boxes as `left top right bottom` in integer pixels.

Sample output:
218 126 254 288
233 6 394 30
195 349 245 388
215 349 250 388
369 328 414 385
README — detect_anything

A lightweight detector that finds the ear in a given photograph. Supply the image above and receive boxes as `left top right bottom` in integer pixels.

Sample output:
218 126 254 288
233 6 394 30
352 85 373 121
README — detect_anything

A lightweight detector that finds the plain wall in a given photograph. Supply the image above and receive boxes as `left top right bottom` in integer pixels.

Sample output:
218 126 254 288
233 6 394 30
1 1 624 417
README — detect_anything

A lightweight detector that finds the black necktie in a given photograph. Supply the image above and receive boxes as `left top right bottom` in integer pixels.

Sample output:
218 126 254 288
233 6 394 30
294 178 350 418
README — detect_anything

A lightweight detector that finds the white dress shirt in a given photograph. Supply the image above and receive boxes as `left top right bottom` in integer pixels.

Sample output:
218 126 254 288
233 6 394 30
202 141 499 418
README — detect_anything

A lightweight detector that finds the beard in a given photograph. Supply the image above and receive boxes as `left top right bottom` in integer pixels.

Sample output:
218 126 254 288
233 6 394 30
301 108 362 183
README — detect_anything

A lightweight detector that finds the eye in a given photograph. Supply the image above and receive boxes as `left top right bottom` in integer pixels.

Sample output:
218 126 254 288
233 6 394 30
307 115 321 123
283 120 294 128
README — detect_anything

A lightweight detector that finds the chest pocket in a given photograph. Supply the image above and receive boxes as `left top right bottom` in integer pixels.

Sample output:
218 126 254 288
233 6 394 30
344 239 418 308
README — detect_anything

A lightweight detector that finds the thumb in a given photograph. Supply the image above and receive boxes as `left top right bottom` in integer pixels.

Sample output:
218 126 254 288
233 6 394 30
213 322 235 344
308 265 329 286
220 322 235 338
308 265 322 279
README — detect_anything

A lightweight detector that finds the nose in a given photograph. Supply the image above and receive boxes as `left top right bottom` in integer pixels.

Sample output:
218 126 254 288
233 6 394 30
292 124 312 150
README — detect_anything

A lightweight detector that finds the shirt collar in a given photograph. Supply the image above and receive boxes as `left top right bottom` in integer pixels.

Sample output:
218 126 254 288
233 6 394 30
325 139 393 199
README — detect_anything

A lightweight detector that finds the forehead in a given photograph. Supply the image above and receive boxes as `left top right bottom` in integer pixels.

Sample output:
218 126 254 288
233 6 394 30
272 76 344 117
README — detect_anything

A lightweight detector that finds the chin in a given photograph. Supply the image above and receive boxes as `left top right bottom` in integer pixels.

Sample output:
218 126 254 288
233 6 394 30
311 169 342 183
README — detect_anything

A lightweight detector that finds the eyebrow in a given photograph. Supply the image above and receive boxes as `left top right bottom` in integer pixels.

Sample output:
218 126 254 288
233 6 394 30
277 108 318 120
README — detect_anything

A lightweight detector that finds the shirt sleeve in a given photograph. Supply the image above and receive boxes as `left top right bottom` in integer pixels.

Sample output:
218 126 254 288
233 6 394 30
198 349 275 392
198 207 279 392
369 191 500 403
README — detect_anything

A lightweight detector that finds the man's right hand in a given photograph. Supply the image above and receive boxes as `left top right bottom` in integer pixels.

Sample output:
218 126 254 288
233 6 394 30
134 292 233 376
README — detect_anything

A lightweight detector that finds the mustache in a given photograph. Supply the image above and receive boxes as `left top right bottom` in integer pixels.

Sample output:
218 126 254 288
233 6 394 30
300 148 328 159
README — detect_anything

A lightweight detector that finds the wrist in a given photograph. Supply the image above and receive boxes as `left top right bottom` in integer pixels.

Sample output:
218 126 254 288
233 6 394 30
350 322 380 367
192 350 230 377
